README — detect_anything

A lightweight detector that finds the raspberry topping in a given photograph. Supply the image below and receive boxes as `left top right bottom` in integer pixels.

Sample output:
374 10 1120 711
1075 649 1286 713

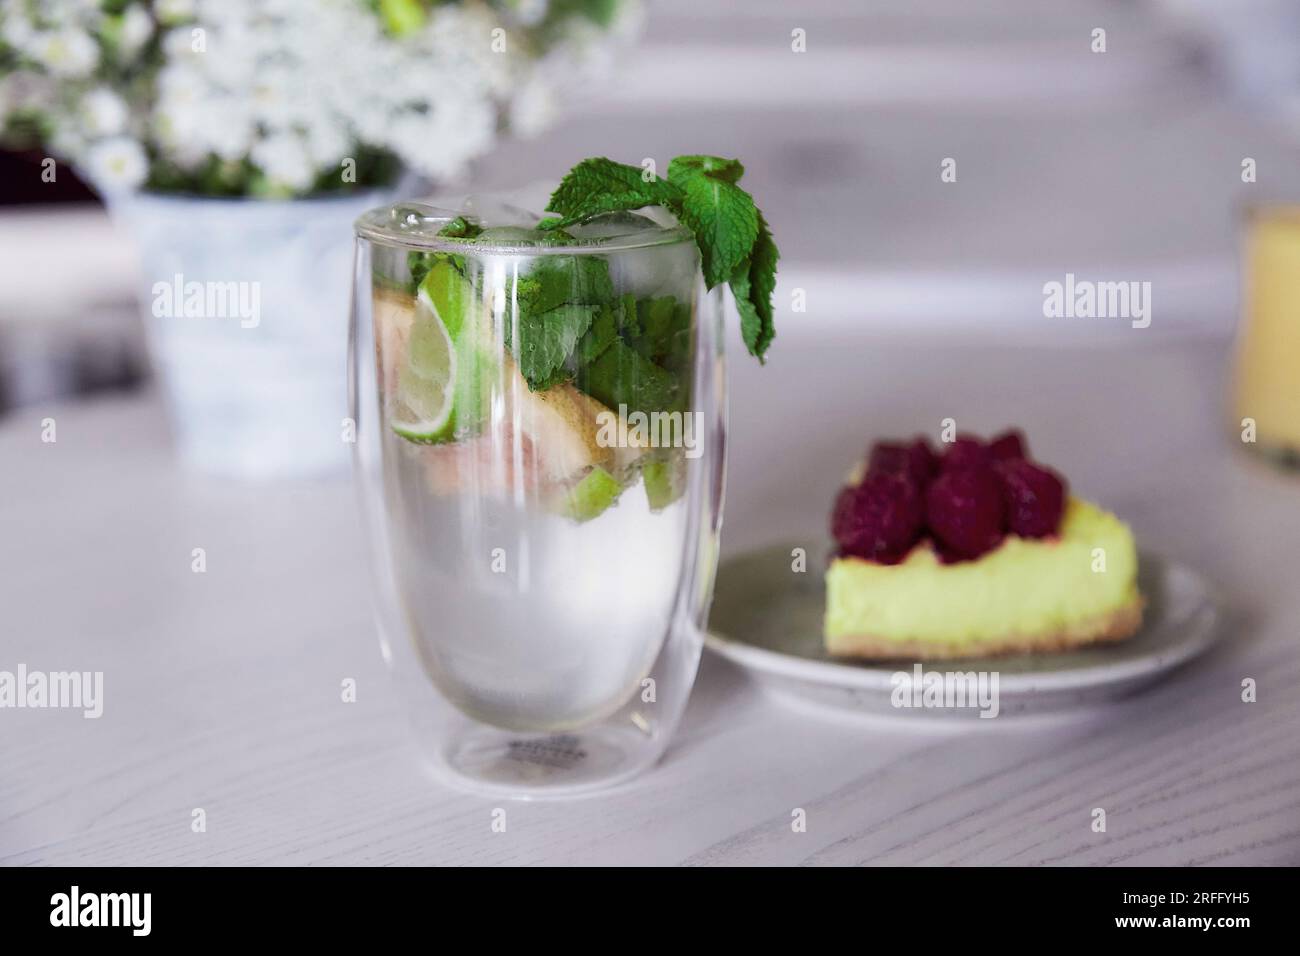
989 429 1027 461
831 471 924 563
868 437 938 484
941 435 991 472
924 467 1007 559
834 428 1066 564
996 458 1066 538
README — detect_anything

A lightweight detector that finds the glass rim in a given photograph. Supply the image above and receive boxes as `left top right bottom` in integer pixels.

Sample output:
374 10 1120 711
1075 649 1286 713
354 201 694 256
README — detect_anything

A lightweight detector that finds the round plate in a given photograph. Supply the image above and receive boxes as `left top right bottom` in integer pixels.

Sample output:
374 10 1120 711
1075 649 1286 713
705 545 1220 718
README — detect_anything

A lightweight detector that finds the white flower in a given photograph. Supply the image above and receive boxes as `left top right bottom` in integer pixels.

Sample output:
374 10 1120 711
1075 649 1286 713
251 133 315 192
82 136 149 192
5 0 639 196
509 80 557 139
30 29 99 78
78 88 130 137
302 113 351 168
1 7 36 51
118 5 155 60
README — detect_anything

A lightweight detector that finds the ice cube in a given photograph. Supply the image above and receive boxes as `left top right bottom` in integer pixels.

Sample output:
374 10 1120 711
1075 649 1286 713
454 194 541 230
562 210 666 241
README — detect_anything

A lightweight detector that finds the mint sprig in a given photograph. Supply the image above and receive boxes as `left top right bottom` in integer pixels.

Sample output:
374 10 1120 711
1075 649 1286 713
541 155 780 361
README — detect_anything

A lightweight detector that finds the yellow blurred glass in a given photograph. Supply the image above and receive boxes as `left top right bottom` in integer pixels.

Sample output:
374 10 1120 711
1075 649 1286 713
1234 206 1300 467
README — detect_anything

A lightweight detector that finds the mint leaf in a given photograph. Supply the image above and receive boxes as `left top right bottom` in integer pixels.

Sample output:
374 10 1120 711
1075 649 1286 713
668 155 745 185
511 302 599 390
516 254 613 315
672 172 759 289
576 300 621 364
508 253 616 389
543 157 684 229
438 216 481 240
630 296 690 366
539 153 780 362
579 339 680 414
730 210 779 360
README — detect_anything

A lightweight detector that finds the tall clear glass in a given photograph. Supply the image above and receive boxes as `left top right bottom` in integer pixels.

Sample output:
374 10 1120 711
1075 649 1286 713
349 200 726 797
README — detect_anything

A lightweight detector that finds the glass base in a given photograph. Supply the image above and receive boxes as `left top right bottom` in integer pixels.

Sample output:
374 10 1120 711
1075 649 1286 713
431 723 662 800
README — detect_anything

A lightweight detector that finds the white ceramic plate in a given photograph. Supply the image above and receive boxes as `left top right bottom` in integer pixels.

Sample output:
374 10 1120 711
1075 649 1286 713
705 545 1220 718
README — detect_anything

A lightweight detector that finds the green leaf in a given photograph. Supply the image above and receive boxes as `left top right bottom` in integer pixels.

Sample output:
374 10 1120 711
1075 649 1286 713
729 211 779 361
507 252 617 390
576 300 621 364
511 302 599 391
674 172 759 290
628 296 690 365
667 155 745 184
534 152 779 365
579 340 680 414
516 255 613 316
543 157 684 229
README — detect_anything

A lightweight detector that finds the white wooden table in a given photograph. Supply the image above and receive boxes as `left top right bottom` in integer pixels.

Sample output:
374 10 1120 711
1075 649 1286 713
2 333 1298 866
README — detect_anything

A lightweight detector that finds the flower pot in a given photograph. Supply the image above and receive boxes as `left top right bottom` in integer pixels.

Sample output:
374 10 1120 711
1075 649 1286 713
107 187 403 478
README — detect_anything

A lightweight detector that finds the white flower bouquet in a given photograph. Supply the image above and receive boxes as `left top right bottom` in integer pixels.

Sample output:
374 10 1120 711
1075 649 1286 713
0 0 641 197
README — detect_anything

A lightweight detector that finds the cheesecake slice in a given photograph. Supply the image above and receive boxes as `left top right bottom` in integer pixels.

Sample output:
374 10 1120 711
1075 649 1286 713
826 497 1142 658
824 431 1143 659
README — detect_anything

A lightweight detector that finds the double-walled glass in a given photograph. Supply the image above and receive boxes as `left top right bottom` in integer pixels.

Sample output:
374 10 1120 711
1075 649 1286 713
349 201 726 797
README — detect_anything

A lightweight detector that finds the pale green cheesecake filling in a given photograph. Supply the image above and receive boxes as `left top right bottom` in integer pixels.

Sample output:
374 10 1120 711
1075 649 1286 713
825 497 1139 650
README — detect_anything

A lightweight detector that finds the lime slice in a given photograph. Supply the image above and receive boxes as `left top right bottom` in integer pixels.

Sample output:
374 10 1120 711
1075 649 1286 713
390 289 457 443
643 455 686 510
562 466 623 521
420 258 469 340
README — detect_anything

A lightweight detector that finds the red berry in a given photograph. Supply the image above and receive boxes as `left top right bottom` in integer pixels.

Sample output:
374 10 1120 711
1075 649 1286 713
996 459 1066 537
989 429 1027 461
868 437 938 485
831 471 924 563
925 467 1006 559
941 435 991 472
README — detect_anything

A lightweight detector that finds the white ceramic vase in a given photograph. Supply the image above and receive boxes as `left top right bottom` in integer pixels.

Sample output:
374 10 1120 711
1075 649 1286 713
107 186 402 479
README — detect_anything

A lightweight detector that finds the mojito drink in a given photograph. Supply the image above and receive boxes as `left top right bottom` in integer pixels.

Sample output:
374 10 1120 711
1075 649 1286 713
363 204 703 732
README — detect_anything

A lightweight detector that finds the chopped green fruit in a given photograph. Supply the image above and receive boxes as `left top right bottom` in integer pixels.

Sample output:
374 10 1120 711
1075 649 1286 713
391 292 457 443
392 260 494 444
563 466 623 521
419 259 471 340
643 455 686 510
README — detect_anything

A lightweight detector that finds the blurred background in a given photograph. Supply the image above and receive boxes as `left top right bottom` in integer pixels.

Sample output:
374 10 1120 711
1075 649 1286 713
8 0 1300 868
3 0 1300 507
